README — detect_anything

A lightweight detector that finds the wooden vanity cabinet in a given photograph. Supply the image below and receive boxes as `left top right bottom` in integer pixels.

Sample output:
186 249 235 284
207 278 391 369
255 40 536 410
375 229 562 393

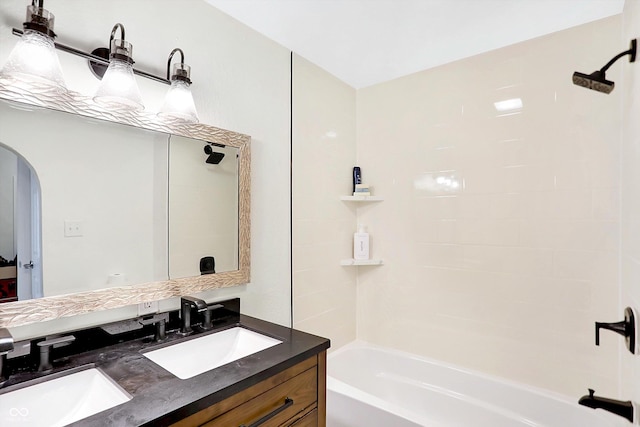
171 351 327 427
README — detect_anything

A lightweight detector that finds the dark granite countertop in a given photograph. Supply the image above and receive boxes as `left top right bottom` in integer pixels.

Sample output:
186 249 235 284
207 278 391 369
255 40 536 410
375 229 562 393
1 302 330 426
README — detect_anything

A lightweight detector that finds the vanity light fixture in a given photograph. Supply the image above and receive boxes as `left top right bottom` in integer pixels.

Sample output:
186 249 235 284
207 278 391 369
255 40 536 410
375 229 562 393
158 48 199 123
93 24 144 111
0 0 66 89
5 7 204 117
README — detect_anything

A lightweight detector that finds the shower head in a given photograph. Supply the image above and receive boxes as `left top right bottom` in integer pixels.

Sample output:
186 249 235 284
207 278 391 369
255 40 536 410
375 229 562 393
573 38 636 94
572 70 615 94
204 144 225 164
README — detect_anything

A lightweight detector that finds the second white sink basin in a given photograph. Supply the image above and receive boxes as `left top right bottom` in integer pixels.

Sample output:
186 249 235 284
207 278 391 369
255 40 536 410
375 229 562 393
143 327 282 379
0 366 131 427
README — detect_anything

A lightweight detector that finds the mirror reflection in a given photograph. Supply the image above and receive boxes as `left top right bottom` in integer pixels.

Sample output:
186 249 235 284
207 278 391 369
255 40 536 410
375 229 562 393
0 98 241 303
0 144 42 302
168 136 239 279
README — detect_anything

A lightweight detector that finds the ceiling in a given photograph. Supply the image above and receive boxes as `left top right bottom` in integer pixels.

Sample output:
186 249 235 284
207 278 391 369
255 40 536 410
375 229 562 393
205 0 625 89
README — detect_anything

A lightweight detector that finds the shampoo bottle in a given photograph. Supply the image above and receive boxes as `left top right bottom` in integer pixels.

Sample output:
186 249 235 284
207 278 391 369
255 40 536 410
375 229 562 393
353 224 370 260
353 166 361 194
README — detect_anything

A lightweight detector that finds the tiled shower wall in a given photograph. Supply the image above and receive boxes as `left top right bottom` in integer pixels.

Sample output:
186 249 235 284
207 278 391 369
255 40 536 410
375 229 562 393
292 55 358 349
621 0 640 406
356 16 624 397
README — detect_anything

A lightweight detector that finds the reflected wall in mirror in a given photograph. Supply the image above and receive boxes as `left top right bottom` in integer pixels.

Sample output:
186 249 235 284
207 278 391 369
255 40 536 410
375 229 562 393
0 80 250 328
0 101 169 299
169 136 239 279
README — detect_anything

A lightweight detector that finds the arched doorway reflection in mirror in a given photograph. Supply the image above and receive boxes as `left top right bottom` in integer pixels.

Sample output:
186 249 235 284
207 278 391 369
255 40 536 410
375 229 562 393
0 143 43 302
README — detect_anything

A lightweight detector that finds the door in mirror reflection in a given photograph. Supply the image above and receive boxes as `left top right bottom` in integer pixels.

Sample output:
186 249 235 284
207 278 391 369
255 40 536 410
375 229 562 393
0 143 43 302
168 135 239 278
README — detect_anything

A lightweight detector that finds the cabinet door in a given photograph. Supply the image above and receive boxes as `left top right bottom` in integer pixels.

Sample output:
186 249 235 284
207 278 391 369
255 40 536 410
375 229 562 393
202 368 317 427
171 357 318 427
285 408 318 427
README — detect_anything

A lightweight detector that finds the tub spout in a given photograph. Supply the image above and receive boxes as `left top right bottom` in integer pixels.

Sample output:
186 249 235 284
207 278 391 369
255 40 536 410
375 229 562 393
578 389 634 423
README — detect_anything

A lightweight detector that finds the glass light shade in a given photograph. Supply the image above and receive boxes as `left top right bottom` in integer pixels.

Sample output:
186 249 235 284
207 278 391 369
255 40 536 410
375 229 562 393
158 79 199 123
0 29 66 89
93 40 144 111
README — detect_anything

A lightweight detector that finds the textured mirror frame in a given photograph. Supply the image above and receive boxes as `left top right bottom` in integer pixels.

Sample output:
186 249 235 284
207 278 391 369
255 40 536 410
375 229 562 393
0 78 250 328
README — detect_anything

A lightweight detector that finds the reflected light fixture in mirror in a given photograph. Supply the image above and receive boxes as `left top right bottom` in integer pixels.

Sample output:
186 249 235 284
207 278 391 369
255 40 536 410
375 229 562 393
93 23 144 111
158 48 199 123
0 0 66 89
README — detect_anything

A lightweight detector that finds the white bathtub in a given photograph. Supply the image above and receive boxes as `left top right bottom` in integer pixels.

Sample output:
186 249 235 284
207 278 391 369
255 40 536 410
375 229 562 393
327 342 631 427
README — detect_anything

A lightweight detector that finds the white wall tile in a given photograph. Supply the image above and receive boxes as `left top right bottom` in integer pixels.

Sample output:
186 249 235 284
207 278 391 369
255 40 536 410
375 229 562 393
356 16 624 397
292 55 357 350
620 0 640 405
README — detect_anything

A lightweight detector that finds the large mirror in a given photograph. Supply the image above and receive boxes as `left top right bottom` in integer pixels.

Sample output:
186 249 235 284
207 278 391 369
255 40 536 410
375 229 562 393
0 81 250 328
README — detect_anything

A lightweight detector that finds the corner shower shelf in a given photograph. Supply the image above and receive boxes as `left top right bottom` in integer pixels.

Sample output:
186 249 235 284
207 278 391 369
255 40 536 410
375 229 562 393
340 195 384 202
341 193 384 266
340 259 384 266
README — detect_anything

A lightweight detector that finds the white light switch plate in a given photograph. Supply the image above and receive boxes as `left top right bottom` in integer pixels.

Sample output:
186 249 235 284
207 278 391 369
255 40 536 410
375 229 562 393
64 220 83 237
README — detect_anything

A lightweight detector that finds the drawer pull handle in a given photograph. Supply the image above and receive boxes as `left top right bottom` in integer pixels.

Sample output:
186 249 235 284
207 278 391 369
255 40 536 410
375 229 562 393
240 397 294 427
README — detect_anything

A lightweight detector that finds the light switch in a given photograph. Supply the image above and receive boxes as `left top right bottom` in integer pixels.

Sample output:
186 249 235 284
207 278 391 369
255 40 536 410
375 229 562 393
64 220 83 237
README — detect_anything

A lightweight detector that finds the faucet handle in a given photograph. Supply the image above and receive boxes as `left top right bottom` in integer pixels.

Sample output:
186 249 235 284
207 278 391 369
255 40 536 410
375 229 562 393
37 335 76 348
139 313 169 341
595 307 635 354
595 321 626 345
37 335 75 372
201 304 224 330
588 388 595 398
0 328 14 355
0 328 13 384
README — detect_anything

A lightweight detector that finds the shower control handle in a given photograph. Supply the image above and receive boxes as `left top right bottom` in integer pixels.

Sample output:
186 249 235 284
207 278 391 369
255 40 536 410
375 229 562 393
595 307 635 354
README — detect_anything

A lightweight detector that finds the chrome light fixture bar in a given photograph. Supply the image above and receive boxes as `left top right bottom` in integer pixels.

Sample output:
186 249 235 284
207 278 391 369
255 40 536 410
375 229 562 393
11 28 170 85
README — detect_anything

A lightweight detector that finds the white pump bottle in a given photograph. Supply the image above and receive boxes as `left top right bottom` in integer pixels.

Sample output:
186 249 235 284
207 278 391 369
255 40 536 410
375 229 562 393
353 224 370 260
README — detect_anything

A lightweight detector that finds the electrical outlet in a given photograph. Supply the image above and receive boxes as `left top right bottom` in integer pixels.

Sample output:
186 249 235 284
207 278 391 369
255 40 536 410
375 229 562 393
138 300 158 316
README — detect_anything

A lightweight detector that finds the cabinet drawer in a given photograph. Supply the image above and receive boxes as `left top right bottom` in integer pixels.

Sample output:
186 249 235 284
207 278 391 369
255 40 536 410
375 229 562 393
203 367 317 427
285 408 318 427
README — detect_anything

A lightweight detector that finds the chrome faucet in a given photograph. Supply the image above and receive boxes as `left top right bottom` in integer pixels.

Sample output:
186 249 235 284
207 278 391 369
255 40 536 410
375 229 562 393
0 328 14 384
180 296 208 334
579 389 634 423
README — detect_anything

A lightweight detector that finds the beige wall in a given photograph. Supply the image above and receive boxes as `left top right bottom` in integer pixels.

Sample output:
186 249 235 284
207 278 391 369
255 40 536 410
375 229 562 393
355 16 624 397
292 55 358 350
621 0 640 408
0 0 292 338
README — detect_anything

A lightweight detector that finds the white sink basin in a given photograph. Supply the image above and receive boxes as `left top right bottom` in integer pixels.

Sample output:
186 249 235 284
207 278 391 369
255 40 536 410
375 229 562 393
0 366 131 427
143 327 282 379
